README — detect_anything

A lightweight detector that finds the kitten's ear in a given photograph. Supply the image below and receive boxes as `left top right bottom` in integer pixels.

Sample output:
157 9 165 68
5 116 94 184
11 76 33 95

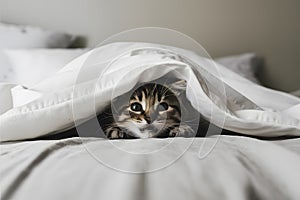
169 80 187 96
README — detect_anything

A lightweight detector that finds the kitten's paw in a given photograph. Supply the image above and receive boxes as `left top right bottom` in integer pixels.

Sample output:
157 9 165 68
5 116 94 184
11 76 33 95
169 126 182 137
106 127 125 139
169 124 194 137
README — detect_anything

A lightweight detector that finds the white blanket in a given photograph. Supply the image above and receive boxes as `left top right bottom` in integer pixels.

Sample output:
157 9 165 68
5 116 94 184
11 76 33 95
0 43 300 141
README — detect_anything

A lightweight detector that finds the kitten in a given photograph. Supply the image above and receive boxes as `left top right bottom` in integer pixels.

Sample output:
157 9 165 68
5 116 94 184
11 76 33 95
98 81 195 139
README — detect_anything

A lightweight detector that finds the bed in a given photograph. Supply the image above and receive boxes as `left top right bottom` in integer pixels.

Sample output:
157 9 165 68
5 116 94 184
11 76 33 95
1 136 300 200
1 24 300 200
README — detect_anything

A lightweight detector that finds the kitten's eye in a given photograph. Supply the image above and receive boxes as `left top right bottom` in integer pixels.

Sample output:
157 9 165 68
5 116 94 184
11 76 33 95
130 102 143 112
157 102 169 112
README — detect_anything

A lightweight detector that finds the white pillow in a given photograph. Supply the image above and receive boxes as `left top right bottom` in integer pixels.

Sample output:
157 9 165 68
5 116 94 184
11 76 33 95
4 49 88 87
0 51 15 83
215 53 262 84
0 23 77 83
0 23 75 48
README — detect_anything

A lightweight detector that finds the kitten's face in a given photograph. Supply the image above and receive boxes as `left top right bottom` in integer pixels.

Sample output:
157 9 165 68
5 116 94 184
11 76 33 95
116 83 181 138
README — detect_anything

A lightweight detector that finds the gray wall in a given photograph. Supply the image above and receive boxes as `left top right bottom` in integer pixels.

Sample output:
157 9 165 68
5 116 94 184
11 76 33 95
1 0 299 92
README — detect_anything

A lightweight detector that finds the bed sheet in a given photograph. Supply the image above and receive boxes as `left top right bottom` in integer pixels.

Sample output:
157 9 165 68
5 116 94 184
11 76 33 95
1 136 300 200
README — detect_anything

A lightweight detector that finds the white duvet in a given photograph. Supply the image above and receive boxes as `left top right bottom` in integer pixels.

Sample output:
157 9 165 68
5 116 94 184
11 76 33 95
0 42 300 141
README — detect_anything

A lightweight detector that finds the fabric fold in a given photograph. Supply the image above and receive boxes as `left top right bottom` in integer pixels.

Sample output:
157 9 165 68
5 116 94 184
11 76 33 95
0 42 299 141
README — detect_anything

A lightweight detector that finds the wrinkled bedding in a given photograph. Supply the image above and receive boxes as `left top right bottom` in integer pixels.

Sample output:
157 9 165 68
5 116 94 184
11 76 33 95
1 136 300 200
0 43 299 141
1 42 300 200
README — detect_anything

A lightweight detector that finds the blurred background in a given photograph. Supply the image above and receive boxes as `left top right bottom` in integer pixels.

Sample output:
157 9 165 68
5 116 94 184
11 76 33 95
1 0 299 92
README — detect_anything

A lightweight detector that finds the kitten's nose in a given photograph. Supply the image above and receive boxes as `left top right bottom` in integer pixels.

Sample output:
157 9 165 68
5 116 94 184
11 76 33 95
145 112 157 124
145 117 151 124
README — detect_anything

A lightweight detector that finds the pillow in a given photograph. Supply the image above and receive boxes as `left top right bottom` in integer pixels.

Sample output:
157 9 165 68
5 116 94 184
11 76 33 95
4 49 88 86
215 53 263 84
0 23 77 83
0 51 15 83
0 23 75 48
